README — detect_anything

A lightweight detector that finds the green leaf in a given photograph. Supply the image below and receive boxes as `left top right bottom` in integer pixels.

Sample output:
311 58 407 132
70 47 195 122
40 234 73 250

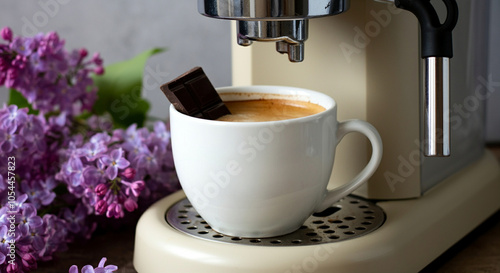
92 48 165 128
8 89 38 114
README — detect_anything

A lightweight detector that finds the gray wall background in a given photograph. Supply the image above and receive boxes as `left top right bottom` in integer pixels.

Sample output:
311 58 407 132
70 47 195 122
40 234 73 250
0 0 232 120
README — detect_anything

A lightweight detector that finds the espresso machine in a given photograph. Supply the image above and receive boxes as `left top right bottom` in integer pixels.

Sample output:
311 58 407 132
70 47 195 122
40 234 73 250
134 0 500 272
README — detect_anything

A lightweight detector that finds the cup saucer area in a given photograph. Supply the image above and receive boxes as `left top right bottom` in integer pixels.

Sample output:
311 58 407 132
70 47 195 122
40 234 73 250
166 195 385 244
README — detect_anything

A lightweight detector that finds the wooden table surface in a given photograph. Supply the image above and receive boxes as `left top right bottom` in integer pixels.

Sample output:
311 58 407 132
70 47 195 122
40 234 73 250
37 146 500 273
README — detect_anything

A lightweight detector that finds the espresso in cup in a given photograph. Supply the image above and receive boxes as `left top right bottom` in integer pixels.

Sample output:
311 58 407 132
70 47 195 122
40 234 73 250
216 94 326 122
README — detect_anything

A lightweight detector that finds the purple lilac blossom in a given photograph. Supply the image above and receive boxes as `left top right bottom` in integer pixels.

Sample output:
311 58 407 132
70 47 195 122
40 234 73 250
21 178 56 209
100 148 130 180
17 203 43 235
69 257 118 273
0 203 68 272
0 27 102 116
0 122 24 153
57 122 179 219
1 27 12 41
0 105 28 129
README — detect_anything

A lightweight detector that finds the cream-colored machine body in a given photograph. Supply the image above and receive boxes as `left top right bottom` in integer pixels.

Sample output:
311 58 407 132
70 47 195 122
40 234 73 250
133 1 500 272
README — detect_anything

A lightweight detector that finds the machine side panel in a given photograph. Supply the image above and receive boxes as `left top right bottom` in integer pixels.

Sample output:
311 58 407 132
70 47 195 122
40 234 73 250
365 1 422 198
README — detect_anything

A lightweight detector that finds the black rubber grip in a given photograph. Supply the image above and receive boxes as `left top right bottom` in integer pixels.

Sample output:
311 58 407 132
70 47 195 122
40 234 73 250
395 0 459 58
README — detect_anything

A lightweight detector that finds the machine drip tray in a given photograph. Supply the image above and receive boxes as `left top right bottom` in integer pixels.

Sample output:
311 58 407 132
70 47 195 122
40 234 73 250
165 195 386 247
135 152 500 272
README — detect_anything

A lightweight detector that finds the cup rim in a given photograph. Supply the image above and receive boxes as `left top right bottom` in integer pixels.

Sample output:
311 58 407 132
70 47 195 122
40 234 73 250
169 85 336 125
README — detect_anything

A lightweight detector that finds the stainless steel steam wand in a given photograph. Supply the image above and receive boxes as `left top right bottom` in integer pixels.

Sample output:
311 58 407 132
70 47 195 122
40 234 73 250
394 0 458 157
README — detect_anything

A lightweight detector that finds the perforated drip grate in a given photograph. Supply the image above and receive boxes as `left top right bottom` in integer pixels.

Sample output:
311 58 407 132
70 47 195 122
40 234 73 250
165 195 385 246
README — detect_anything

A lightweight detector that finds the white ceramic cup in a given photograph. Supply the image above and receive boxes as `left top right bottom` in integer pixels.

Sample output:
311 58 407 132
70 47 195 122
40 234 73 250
170 86 383 238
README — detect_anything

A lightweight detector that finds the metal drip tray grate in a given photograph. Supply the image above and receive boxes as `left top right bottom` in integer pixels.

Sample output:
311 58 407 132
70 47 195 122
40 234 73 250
165 195 385 247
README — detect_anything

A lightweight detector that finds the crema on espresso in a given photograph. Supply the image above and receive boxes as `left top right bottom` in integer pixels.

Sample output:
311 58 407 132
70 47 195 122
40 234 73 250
216 99 325 122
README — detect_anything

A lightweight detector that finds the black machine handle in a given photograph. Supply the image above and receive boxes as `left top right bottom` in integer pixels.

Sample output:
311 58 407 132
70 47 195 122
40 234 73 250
395 0 459 58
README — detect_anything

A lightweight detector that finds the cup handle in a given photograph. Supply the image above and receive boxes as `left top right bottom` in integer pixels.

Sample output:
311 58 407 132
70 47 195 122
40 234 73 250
314 120 383 212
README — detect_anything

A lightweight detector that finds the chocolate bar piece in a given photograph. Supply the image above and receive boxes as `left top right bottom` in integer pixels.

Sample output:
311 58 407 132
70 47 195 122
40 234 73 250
160 67 230 119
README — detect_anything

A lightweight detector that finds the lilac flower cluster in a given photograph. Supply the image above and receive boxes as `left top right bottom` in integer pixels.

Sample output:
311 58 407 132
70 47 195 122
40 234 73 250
0 27 103 116
0 195 69 273
0 104 59 209
0 105 179 272
0 104 94 273
0 27 179 272
57 122 179 219
69 257 117 273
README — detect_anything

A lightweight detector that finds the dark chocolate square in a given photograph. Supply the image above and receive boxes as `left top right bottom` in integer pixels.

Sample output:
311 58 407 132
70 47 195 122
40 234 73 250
160 67 231 120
